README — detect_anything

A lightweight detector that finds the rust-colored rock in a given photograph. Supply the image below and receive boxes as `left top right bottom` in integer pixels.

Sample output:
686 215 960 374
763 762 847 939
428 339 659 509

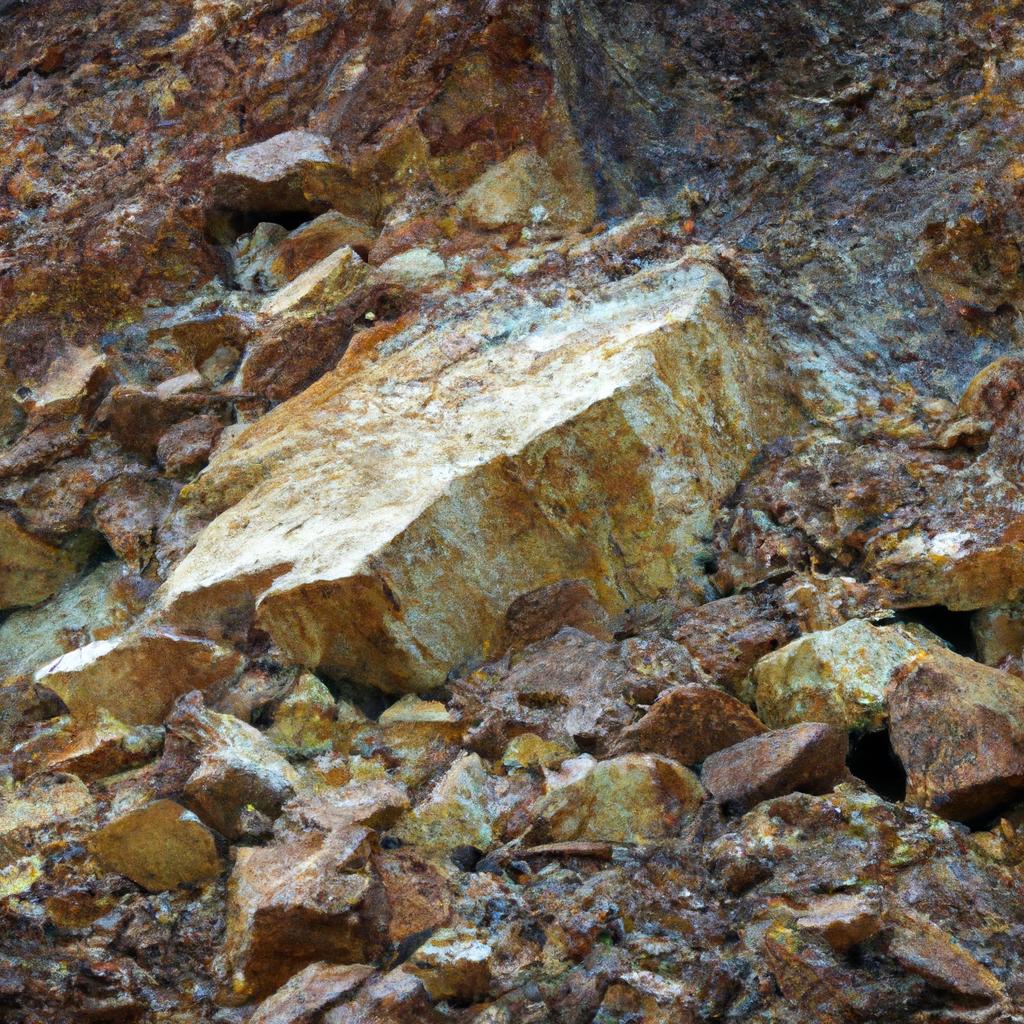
701 723 848 814
887 648 1024 821
250 963 374 1024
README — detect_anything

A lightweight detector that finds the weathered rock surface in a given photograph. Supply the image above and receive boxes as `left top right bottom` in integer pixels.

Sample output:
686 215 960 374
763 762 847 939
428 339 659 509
701 723 849 814
887 647 1024 821
160 259 799 691
90 800 220 893
7 0 1024 1021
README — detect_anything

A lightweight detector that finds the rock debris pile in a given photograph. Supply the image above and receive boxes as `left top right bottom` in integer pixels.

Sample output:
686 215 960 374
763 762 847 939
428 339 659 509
4 1 1024 1022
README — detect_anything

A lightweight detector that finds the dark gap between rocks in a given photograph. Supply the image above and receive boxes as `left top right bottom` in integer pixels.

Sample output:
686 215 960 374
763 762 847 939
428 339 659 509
895 605 976 658
205 206 322 245
846 728 907 802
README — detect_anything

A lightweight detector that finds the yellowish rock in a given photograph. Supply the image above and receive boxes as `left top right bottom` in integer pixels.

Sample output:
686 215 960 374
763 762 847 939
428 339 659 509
0 514 86 611
161 258 799 692
502 733 573 770
35 628 242 725
260 245 368 318
90 799 221 892
525 753 705 844
753 619 938 732
267 671 338 751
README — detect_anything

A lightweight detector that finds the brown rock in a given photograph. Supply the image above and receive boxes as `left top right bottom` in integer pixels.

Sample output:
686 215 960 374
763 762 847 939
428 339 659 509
223 826 385 1003
611 684 766 765
272 212 377 279
374 848 452 945
0 514 86 611
171 696 300 840
90 799 220 893
795 894 882 953
701 723 848 814
324 969 440 1024
406 926 493 1002
887 648 1024 820
500 579 613 654
250 963 374 1024
156 414 223 478
35 629 242 726
453 628 669 759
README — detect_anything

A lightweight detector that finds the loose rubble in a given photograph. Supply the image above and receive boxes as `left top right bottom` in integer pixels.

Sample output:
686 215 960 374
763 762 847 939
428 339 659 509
5 1 1024 1022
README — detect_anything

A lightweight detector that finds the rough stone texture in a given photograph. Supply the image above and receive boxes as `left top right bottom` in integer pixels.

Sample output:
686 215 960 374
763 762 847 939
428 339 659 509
7 0 1024 1022
159 259 799 691
753 619 937 733
887 647 1024 821
89 800 220 893
701 723 849 814
34 629 242 725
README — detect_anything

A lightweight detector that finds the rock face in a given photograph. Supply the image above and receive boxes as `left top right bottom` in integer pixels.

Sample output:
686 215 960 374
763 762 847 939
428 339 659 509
160 258 797 691
8 1 1024 1023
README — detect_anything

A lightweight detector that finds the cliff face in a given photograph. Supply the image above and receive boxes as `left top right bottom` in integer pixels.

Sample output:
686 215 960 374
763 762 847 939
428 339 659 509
4 2 1024 1022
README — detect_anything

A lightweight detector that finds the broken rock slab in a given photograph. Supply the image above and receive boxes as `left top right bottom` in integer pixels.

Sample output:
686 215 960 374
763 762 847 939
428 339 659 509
35 629 242 726
160 258 801 692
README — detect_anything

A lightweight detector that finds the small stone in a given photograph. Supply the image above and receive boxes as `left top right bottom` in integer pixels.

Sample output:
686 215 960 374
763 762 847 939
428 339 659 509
378 694 452 725
261 246 368 318
171 695 300 840
525 753 705 843
90 799 221 893
406 927 493 1003
700 723 848 814
611 684 766 765
35 630 242 726
377 247 446 287
887 647 1024 820
795 894 882 952
250 963 374 1024
753 619 932 732
156 414 222 478
501 733 573 770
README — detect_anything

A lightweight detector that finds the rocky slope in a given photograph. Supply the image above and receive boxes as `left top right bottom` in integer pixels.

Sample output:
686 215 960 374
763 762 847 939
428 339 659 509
4 1 1024 1022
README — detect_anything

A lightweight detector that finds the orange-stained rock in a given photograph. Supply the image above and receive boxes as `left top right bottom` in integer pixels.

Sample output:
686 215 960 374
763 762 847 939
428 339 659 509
500 579 612 654
0 514 87 611
35 629 242 726
374 847 452 945
250 963 375 1024
90 799 221 893
795 894 882 953
700 723 848 814
222 826 385 1003
611 684 766 765
887 647 1024 820
159 259 801 692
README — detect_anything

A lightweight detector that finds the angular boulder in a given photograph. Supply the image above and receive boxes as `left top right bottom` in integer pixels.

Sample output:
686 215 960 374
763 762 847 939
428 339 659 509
753 619 934 732
35 629 241 726
611 683 767 765
90 799 221 892
701 723 848 814
524 753 705 843
160 259 800 692
223 826 385 1003
887 647 1024 820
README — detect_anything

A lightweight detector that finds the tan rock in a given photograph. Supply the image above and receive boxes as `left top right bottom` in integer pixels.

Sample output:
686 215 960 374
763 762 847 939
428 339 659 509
250 963 374 1024
501 733 573 770
323 969 438 1024
223 826 384 1002
212 130 361 218
887 647 1024 820
1 773 93 863
160 259 800 692
406 927 493 1002
35 629 241 725
90 799 221 892
0 514 85 611
524 753 705 844
457 146 594 233
0 561 138 682
279 780 410 836
376 247 445 287
260 245 369 318
753 619 932 733
611 684 766 765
